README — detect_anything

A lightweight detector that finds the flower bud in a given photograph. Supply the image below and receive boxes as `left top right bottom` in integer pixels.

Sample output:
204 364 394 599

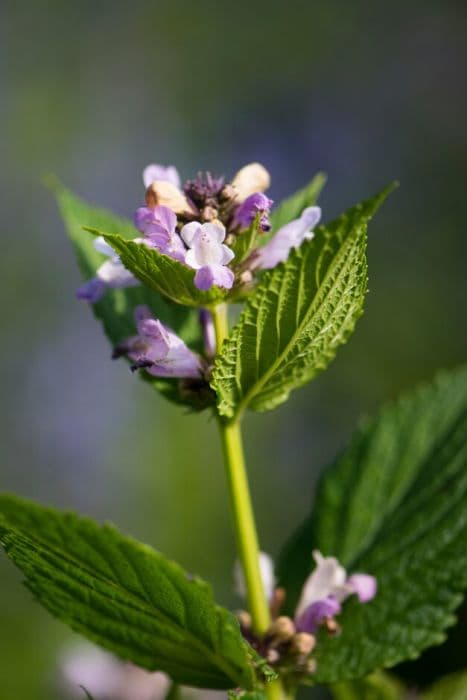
266 648 280 664
202 205 219 222
236 610 252 631
304 658 317 674
231 163 271 202
145 180 195 215
268 616 296 643
323 617 340 636
290 632 316 656
220 184 237 201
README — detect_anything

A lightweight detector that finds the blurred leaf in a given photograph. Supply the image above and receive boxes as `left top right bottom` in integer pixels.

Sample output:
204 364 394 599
423 670 467 699
91 229 228 308
212 185 395 419
278 366 467 684
53 181 206 409
268 172 327 235
331 671 405 700
0 494 255 690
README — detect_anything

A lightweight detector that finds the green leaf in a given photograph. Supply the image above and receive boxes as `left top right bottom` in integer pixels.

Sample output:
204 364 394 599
0 494 255 690
52 181 207 409
230 216 262 265
278 366 467 684
267 172 327 236
89 229 228 308
423 670 467 700
331 671 405 700
211 184 395 419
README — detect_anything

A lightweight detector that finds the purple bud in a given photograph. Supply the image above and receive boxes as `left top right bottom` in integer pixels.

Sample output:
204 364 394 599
347 574 377 603
233 192 273 231
76 277 106 303
296 596 341 634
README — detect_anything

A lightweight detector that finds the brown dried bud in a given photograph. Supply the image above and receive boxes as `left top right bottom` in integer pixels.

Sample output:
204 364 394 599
266 648 280 664
220 184 236 201
145 180 195 215
239 270 254 285
231 162 271 202
270 587 286 618
236 610 252 631
323 617 341 636
268 616 296 643
290 632 316 656
202 205 218 222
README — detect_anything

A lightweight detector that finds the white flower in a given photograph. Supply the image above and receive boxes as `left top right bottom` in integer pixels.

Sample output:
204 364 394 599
181 222 235 291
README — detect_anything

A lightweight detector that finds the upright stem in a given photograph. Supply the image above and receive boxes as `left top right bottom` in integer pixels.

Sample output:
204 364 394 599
211 305 286 700
218 419 271 635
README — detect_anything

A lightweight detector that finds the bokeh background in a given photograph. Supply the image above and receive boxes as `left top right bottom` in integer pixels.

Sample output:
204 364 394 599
1 1 466 698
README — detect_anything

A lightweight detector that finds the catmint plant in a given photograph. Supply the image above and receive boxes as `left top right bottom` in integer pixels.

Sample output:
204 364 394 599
1 160 467 700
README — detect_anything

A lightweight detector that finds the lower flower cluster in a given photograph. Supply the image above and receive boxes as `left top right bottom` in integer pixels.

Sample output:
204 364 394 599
236 550 376 680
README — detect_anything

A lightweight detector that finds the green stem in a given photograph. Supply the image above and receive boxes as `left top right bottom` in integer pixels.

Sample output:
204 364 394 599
211 305 290 700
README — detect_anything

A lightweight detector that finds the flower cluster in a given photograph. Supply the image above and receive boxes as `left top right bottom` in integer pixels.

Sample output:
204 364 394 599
235 550 376 676
77 161 322 382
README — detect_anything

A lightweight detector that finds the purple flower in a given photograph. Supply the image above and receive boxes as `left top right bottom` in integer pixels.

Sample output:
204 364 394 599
59 641 170 700
134 205 186 262
294 550 377 633
238 550 377 636
117 305 203 379
295 596 341 634
142 163 181 189
181 222 235 291
233 192 273 232
254 206 321 270
76 237 139 303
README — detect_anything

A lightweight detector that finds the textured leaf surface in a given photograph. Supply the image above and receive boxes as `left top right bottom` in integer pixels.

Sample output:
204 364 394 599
212 185 395 418
91 230 228 308
267 172 327 236
0 495 254 690
277 367 467 684
423 670 467 700
53 182 206 408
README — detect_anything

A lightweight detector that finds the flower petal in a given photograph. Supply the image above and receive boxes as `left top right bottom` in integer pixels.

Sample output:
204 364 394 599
143 163 181 189
76 277 106 303
296 596 341 634
194 265 234 291
347 574 377 603
93 236 115 257
181 222 202 247
295 550 348 619
97 259 138 288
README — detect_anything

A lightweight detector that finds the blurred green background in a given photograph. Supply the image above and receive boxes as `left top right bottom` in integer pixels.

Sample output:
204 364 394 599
1 1 466 697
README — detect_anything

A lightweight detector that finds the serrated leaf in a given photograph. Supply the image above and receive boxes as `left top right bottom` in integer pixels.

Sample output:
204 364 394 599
89 229 228 308
211 184 395 419
423 670 467 700
277 367 467 684
267 172 327 237
52 181 206 409
0 494 255 690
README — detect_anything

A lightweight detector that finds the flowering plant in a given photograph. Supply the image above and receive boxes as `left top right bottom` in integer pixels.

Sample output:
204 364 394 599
1 161 467 700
